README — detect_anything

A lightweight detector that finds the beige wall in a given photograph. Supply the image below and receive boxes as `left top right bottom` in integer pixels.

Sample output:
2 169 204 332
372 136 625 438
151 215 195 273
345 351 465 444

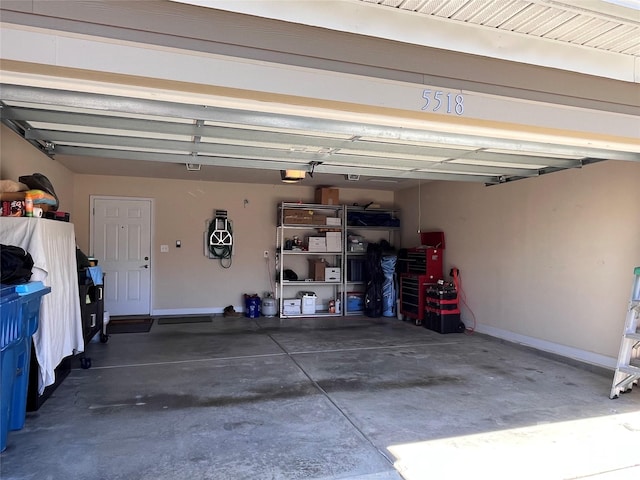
5 124 640 367
73 174 393 314
395 161 640 367
2 125 395 315
0 125 75 214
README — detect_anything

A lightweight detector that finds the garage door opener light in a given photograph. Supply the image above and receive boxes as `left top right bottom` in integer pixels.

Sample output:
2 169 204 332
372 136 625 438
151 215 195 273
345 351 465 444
280 170 306 183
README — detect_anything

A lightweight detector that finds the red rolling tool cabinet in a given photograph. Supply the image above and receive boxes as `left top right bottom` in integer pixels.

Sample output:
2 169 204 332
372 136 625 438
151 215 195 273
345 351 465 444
400 247 444 325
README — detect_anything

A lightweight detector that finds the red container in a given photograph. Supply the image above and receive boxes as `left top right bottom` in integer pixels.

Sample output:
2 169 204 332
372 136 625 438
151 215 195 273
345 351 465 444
420 231 445 249
400 274 437 324
406 248 444 282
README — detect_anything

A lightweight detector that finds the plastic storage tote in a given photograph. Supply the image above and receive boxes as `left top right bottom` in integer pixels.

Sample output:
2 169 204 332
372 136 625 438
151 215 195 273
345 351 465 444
1 285 22 452
0 282 50 452
244 294 261 318
11 282 50 431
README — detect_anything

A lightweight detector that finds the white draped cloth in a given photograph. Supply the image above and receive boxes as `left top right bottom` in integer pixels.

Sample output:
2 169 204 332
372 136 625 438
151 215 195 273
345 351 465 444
0 217 84 393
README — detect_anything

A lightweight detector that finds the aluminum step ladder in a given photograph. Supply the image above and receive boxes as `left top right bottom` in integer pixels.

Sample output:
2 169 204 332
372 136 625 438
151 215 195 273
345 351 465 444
609 267 640 399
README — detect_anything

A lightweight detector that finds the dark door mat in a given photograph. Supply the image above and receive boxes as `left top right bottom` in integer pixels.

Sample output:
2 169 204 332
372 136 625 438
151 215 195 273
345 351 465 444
156 316 213 325
107 317 154 334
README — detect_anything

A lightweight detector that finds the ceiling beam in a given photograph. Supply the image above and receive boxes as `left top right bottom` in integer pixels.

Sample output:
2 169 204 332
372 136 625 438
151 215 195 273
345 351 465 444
6 105 586 168
3 84 639 162
54 145 501 183
26 128 544 177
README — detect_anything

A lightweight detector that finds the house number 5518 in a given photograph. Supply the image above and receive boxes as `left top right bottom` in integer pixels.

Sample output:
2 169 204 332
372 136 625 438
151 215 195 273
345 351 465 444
421 90 464 115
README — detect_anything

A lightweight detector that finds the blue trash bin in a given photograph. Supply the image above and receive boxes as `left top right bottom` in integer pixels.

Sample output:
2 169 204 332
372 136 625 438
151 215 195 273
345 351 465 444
244 295 261 318
10 282 50 431
0 285 23 452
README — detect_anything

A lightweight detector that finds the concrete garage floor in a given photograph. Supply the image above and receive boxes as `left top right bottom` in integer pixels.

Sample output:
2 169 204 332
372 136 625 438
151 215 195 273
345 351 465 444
2 316 640 480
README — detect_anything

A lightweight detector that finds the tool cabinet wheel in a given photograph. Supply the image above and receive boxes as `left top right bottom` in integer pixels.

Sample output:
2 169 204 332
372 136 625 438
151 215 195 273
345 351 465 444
100 333 109 343
80 357 92 369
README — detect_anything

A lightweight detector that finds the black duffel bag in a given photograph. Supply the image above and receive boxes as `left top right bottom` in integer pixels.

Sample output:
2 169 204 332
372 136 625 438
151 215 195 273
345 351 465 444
1 244 34 284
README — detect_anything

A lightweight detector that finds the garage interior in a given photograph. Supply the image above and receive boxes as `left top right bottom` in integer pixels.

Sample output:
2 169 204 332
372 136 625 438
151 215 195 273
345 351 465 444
1 1 639 478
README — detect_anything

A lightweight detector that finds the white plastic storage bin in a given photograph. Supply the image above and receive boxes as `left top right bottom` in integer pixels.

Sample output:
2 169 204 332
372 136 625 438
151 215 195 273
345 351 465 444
325 232 342 252
282 299 301 315
300 294 317 314
307 237 326 252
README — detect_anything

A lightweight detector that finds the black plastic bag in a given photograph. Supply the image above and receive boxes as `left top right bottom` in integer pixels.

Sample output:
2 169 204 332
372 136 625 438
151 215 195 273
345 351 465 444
364 242 384 317
1 244 34 284
283 269 298 281
76 247 91 270
18 173 59 211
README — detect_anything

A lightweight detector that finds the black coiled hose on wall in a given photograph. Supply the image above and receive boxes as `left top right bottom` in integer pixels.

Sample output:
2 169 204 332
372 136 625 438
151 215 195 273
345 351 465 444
208 218 233 269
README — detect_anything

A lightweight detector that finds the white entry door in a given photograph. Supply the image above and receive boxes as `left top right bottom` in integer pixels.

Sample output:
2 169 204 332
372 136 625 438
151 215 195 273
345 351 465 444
91 197 152 316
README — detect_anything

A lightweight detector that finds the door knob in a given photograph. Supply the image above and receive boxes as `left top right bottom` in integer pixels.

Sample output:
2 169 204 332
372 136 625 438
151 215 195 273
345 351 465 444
141 265 149 269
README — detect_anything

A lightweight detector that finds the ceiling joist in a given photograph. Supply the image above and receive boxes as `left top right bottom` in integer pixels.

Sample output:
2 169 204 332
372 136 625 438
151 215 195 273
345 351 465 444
1 84 637 187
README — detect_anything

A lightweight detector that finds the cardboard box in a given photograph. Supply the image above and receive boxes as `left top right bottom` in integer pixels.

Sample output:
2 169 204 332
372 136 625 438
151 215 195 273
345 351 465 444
325 232 342 252
308 259 326 281
283 298 301 315
1 200 25 217
326 217 341 226
315 187 339 205
325 267 341 282
312 214 328 225
283 208 314 225
282 208 327 225
307 236 326 252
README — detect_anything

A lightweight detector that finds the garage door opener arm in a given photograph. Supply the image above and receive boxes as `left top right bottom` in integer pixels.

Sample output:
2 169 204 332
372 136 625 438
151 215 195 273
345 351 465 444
609 267 640 399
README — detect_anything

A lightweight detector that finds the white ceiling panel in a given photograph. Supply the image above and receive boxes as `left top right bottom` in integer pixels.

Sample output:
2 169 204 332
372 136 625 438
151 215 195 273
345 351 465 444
499 5 551 31
527 11 577 36
593 24 637 49
363 0 640 54
431 0 472 18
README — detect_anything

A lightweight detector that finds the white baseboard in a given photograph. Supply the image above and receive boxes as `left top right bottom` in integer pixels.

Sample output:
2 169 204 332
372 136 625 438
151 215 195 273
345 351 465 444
474 324 617 370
